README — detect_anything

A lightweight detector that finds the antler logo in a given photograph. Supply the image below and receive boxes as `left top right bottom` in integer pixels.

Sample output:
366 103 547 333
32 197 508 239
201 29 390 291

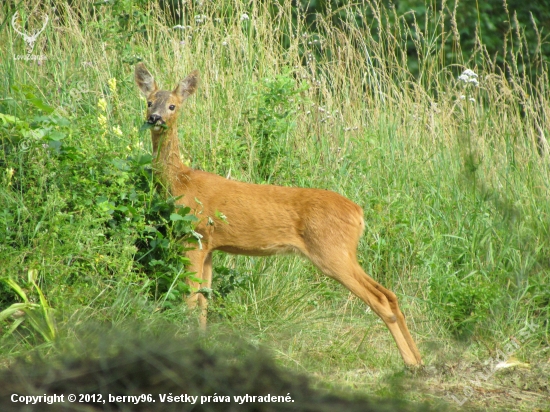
11 11 49 55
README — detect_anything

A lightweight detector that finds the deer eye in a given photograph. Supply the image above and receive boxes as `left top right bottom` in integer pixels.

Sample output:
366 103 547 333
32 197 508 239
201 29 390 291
169 104 176 111
147 101 152 107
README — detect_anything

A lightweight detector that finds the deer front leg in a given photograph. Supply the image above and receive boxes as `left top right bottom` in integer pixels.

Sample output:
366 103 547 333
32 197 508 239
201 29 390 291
185 249 209 328
198 252 213 328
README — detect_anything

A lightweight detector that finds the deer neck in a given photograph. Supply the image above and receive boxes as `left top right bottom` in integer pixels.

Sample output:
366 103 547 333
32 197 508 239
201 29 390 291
150 126 191 193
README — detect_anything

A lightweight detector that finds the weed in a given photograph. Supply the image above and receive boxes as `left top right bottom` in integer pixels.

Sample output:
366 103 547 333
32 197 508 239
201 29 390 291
244 72 308 182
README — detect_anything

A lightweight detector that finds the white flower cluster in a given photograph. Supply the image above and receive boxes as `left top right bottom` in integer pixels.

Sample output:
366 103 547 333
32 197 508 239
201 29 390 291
458 69 479 86
460 95 476 103
194 14 207 23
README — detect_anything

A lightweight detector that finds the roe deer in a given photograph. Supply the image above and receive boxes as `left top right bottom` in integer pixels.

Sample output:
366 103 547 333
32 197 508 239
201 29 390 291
135 63 422 366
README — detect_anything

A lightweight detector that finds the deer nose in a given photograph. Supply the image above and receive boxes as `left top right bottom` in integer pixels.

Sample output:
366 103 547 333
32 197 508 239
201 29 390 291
148 114 162 124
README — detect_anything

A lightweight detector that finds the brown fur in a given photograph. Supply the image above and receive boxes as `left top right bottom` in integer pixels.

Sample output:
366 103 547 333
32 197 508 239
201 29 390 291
134 63 422 366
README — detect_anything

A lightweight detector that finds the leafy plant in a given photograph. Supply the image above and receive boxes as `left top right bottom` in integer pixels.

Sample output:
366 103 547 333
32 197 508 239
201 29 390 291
0 270 56 343
429 268 498 339
90 0 152 64
212 265 252 299
0 86 198 310
245 73 308 182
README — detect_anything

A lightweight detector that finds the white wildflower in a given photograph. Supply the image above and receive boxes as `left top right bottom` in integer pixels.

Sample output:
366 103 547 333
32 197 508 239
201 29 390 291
222 41 228 46
458 69 479 86
460 95 466 100
173 25 186 30
469 97 475 103
240 13 249 21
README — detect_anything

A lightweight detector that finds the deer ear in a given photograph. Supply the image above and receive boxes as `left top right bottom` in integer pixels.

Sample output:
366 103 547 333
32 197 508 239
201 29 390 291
135 63 158 96
174 70 199 100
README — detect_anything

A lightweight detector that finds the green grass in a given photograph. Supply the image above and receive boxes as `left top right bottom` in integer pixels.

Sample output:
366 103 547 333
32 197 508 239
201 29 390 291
1 1 549 410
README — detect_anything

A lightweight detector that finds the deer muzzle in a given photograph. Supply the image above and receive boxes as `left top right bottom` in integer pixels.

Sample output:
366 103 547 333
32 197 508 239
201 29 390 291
148 114 164 125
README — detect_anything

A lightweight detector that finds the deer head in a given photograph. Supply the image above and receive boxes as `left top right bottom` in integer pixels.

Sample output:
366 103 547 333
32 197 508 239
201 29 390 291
134 63 199 133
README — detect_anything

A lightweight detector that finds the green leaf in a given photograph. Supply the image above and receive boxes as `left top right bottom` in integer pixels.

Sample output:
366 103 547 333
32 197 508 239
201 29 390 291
47 130 66 141
112 158 130 171
139 122 154 132
170 213 184 221
5 279 29 303
53 116 71 127
0 303 38 322
139 122 168 132
3 317 25 339
177 206 192 215
48 140 62 153
149 259 165 267
0 113 26 126
135 154 153 165
26 95 55 114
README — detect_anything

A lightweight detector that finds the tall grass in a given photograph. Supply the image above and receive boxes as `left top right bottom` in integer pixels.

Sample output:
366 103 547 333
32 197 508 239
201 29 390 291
1 0 549 408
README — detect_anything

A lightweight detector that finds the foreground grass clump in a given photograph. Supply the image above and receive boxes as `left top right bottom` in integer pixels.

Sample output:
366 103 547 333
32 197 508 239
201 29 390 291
0 326 441 412
1 0 549 410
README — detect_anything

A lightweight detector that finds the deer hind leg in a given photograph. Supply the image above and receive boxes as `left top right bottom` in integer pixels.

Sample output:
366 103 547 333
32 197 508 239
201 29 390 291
308 249 422 366
185 249 211 329
362 273 422 365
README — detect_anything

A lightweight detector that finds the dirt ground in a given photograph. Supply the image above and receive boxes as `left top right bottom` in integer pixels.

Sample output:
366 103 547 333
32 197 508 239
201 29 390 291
421 357 550 411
